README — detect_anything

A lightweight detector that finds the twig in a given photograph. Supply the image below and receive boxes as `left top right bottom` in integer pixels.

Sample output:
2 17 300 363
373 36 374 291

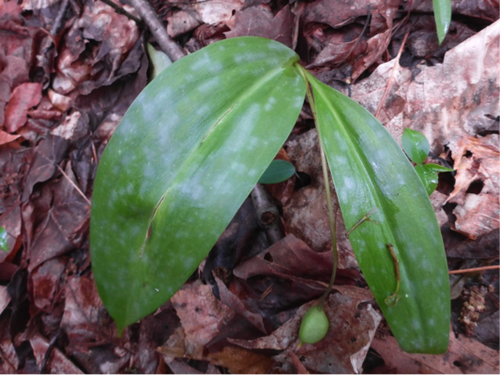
123 0 186 62
448 265 499 275
99 0 143 25
375 0 414 119
56 164 92 206
375 25 410 119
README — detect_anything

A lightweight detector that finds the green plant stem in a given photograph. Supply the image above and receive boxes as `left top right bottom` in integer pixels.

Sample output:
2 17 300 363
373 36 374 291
297 65 338 306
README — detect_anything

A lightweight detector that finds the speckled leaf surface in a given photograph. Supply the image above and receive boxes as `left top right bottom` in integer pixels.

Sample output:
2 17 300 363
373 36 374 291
305 70 450 354
90 37 305 331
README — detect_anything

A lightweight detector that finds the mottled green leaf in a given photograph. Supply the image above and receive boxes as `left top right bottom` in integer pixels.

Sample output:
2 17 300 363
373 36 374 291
0 227 7 252
90 37 306 331
402 128 430 165
303 69 450 354
433 0 452 44
258 159 296 184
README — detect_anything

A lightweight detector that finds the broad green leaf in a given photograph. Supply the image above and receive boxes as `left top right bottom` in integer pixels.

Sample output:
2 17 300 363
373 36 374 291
0 227 7 252
303 69 450 354
90 37 306 331
433 0 452 44
258 159 296 184
402 128 430 165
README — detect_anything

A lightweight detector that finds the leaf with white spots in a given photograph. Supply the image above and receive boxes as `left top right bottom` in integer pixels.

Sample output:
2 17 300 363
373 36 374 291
90 37 306 331
304 69 450 354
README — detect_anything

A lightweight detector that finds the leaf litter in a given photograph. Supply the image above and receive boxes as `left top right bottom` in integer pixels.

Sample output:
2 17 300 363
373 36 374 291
0 0 498 372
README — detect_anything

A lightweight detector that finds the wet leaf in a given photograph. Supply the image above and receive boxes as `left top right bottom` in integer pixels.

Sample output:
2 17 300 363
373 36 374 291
402 128 430 165
416 163 453 196
415 164 438 195
90 37 306 331
303 68 450 353
258 159 296 184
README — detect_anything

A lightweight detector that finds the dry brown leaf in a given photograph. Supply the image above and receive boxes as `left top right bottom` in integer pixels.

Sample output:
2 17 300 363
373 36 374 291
284 129 358 268
4 83 43 133
170 281 236 358
161 281 273 373
225 5 297 49
371 331 500 373
30 333 83 374
230 286 380 374
445 135 499 239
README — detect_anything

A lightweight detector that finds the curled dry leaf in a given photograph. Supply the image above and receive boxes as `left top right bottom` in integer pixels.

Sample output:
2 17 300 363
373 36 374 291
30 333 83 374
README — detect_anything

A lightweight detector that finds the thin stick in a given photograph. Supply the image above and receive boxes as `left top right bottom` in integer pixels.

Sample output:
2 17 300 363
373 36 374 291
449 265 499 275
56 164 91 206
374 24 411 119
346 207 378 238
98 0 142 24
124 0 186 62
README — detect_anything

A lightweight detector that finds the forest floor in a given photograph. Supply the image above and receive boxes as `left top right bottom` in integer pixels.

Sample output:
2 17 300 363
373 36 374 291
0 0 499 373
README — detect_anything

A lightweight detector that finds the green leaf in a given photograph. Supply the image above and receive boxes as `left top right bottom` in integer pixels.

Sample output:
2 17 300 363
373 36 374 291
0 227 7 252
402 128 430 165
90 37 306 331
147 43 172 80
424 163 454 173
416 164 453 196
258 159 296 184
415 164 439 196
433 0 452 44
303 69 450 354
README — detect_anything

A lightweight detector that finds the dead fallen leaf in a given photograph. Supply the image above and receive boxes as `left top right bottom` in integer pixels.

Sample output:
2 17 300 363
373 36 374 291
60 275 116 355
29 258 66 312
371 330 500 373
284 129 358 269
4 82 43 133
22 135 69 202
27 160 89 271
445 135 499 239
30 332 83 374
230 286 380 374
225 5 297 49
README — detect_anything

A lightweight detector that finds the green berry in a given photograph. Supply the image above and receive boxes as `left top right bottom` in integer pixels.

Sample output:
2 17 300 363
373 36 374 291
299 305 330 344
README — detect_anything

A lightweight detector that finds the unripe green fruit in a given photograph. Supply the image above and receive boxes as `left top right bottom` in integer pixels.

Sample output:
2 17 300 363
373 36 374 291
299 305 330 344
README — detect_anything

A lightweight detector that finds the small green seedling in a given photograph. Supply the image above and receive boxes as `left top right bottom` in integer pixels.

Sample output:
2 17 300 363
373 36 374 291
402 128 453 195
91 37 450 354
258 159 296 184
0 227 7 252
